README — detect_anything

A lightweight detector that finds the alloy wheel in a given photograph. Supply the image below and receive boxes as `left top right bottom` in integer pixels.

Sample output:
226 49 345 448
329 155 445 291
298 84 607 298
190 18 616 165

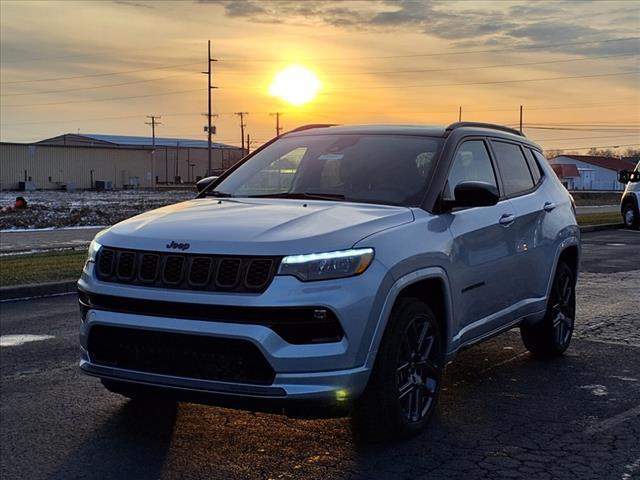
397 315 440 422
552 270 575 347
624 206 635 228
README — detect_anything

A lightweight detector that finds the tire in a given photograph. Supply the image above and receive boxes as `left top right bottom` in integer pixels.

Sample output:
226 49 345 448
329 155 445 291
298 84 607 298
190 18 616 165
352 298 444 440
622 202 639 229
520 262 576 359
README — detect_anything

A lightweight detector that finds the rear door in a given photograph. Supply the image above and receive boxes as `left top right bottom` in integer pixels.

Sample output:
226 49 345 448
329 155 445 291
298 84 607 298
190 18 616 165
443 139 519 342
489 140 550 307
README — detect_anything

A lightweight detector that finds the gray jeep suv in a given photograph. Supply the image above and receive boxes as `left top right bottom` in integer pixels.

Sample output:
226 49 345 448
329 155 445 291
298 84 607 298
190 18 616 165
78 122 580 437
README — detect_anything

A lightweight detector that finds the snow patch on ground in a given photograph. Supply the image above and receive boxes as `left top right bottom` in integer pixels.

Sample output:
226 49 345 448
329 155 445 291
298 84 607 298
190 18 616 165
0 190 193 230
0 334 55 347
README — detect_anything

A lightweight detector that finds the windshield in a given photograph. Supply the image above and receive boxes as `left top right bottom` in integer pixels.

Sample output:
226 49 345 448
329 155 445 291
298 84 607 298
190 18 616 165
209 134 442 206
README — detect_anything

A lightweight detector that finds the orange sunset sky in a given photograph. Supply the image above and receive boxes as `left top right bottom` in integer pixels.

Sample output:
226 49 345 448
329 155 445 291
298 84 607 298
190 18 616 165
1 0 638 153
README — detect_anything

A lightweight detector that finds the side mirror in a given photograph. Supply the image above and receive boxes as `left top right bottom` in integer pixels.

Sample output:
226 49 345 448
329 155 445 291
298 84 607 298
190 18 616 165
195 175 219 193
619 170 640 184
451 181 500 208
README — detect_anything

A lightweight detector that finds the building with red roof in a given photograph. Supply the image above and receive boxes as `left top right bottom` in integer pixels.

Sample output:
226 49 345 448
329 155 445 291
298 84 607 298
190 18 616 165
548 155 636 191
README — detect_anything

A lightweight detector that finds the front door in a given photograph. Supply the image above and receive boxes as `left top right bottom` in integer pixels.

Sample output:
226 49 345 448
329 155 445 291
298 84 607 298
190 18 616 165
442 139 519 344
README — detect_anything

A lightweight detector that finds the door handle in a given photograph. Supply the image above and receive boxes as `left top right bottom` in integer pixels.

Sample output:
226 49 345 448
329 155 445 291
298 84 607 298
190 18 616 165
499 213 515 226
543 202 556 212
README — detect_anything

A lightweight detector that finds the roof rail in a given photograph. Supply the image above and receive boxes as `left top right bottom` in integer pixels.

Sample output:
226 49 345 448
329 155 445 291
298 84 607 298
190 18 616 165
288 124 338 133
445 122 524 137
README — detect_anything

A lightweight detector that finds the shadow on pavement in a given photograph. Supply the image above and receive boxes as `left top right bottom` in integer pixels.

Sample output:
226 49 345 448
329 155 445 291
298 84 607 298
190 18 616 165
32 333 640 480
49 400 177 480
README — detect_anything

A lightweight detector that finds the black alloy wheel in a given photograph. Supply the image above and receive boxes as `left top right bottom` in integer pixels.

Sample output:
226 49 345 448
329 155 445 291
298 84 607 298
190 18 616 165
397 313 441 423
521 262 576 358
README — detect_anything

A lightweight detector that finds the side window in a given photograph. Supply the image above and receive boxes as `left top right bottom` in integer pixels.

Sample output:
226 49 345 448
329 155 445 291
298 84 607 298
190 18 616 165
444 140 497 200
523 148 543 184
492 141 534 196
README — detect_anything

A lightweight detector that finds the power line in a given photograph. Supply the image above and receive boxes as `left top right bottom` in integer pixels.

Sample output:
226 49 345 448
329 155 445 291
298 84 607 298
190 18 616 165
228 52 639 77
533 133 640 142
5 41 201 63
316 70 640 92
1 88 202 108
0 72 198 97
224 36 640 63
523 126 639 132
0 62 202 85
518 122 639 126
542 142 640 150
0 111 202 127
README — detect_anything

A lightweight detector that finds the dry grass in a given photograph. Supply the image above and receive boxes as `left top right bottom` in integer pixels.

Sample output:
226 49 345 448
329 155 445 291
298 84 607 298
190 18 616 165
576 212 622 226
0 250 86 287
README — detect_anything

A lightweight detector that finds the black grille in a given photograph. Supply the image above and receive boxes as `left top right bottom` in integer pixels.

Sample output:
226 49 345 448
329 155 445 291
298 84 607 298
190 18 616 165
163 256 185 284
117 252 136 280
216 258 241 287
189 257 213 286
139 254 159 282
95 247 279 293
98 249 115 276
88 325 275 385
246 259 274 288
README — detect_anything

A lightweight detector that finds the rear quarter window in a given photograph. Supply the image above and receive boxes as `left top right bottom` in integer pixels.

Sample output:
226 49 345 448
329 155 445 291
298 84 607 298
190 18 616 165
523 148 543 184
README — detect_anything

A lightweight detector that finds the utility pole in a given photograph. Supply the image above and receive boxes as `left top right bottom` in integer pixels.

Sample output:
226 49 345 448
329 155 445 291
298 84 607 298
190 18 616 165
145 115 161 189
202 40 218 176
270 112 283 137
235 112 248 153
246 133 251 154
519 105 523 134
458 106 462 122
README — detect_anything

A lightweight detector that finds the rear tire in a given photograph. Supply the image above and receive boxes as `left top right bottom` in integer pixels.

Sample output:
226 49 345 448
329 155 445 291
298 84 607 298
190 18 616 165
622 202 639 229
352 298 444 440
520 262 576 359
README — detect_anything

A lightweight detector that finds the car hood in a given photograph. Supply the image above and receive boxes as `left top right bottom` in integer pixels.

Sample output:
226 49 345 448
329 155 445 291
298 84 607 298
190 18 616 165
96 197 414 255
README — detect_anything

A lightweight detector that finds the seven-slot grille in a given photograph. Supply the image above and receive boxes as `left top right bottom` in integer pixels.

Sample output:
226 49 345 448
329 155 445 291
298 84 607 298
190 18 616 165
95 247 278 293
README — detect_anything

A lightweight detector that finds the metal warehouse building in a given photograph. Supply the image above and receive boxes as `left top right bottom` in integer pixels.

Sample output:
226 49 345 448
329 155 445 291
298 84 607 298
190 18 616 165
0 133 245 190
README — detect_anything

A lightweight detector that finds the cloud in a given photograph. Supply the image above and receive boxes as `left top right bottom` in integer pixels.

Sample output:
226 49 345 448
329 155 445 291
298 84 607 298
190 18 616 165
112 0 155 9
207 0 640 56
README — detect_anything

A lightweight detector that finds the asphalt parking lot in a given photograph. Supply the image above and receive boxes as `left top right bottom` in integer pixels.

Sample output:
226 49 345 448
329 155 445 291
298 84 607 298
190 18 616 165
1 229 639 480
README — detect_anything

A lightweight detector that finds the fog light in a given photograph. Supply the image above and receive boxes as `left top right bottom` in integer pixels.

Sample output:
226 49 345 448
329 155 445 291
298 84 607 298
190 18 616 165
336 389 348 402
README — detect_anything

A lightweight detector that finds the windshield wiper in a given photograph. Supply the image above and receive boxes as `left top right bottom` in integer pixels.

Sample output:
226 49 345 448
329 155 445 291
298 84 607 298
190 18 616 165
205 190 234 198
248 192 345 201
303 192 345 200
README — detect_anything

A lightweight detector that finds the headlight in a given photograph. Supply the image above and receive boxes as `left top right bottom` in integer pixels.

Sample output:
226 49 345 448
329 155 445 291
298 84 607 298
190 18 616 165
278 248 374 281
86 239 102 263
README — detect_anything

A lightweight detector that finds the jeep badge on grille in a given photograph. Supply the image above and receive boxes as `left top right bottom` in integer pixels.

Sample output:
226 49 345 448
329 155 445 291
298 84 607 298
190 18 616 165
166 241 190 251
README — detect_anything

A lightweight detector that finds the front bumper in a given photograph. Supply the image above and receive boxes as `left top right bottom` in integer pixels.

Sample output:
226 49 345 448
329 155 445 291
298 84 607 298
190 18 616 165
78 258 394 408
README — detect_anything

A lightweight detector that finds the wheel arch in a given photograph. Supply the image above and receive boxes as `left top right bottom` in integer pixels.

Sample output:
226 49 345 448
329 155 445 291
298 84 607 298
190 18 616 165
366 267 455 366
545 238 580 302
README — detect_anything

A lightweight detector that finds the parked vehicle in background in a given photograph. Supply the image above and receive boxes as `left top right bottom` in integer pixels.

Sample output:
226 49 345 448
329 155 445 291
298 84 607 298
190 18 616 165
78 122 580 438
619 161 640 229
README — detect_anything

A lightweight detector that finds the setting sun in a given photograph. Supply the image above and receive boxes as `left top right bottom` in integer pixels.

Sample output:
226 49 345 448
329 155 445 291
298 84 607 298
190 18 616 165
268 65 321 106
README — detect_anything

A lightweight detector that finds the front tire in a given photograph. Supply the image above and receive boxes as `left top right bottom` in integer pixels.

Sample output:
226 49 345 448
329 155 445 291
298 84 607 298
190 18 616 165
521 262 576 359
622 202 639 229
353 298 444 439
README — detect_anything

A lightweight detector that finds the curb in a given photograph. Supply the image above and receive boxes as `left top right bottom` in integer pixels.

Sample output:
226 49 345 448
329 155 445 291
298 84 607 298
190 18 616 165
0 223 626 301
0 280 77 302
579 223 624 233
